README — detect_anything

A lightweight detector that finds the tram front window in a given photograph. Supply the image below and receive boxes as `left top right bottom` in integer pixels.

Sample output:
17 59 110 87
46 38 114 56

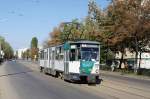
81 48 99 61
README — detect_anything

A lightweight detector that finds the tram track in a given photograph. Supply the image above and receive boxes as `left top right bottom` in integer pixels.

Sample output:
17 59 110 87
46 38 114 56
99 79 150 99
101 84 150 99
103 79 150 92
80 83 150 99
18 61 150 99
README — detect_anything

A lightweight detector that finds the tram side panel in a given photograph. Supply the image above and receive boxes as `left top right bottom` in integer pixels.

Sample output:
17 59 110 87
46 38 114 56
66 61 80 81
39 48 50 72
68 61 80 74
44 49 49 68
40 59 44 68
53 46 64 74
39 50 45 68
55 60 64 72
48 48 52 69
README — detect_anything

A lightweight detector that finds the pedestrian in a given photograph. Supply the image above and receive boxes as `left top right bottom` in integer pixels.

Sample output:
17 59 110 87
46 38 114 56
124 61 128 73
111 62 116 72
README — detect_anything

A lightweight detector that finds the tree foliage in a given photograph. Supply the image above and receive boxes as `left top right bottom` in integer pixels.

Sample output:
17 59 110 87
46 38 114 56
30 37 38 60
31 37 38 48
0 36 14 59
44 0 150 70
22 49 30 60
106 0 150 69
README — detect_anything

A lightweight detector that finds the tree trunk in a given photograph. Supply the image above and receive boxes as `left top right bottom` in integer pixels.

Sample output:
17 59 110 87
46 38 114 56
105 40 109 64
134 36 138 74
119 52 124 69
134 51 138 73
138 50 142 70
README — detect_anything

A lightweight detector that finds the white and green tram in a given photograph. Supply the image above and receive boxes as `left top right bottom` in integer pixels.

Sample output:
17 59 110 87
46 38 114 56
39 40 100 83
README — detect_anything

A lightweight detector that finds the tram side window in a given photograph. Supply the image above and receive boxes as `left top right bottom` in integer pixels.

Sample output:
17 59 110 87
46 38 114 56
55 50 59 60
40 53 42 59
49 49 51 60
55 47 64 61
59 54 64 60
40 52 42 59
44 52 46 60
40 51 44 60
70 48 81 61
77 48 81 60
42 52 44 59
47 52 48 59
70 49 76 61
49 52 51 60
43 52 48 60
59 47 64 60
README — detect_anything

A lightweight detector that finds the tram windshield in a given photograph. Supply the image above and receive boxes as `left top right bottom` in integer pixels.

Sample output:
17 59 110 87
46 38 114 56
81 47 99 61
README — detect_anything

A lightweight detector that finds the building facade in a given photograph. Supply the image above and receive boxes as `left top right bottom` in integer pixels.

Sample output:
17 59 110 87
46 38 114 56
115 48 150 69
17 48 28 59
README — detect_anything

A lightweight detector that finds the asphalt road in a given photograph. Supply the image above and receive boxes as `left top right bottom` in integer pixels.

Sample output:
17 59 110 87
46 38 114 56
0 61 150 99
100 71 150 89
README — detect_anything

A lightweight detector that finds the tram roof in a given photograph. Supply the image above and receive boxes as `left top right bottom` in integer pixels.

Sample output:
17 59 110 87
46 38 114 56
40 40 100 51
67 40 100 45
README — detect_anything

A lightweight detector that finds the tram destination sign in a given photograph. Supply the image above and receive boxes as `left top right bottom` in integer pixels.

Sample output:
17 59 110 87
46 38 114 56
81 44 99 48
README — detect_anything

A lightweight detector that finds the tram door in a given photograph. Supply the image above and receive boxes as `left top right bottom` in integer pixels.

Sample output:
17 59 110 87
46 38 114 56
64 50 69 74
48 48 51 68
51 50 55 71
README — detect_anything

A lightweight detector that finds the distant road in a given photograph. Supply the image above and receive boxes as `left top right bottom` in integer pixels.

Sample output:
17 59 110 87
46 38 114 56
0 61 150 99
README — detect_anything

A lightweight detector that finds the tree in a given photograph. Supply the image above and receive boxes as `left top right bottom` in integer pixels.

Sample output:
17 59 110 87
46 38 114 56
47 19 83 47
15 51 18 59
87 0 150 71
60 19 82 42
106 0 150 72
0 36 14 59
47 26 62 46
21 49 30 60
44 0 150 73
30 37 38 60
26 49 30 60
87 0 104 41
87 0 116 64
31 37 38 48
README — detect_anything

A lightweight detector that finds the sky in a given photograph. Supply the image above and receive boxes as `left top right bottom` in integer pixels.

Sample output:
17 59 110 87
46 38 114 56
0 0 110 50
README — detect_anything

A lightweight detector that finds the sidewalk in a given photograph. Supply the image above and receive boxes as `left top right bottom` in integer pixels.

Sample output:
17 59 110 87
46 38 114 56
100 70 150 81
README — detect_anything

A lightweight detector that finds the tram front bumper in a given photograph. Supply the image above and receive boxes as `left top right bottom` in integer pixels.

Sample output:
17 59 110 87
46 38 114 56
69 73 99 83
87 75 96 83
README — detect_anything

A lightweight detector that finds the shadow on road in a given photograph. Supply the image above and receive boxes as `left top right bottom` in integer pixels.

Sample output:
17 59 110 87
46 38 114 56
64 78 103 86
0 70 33 78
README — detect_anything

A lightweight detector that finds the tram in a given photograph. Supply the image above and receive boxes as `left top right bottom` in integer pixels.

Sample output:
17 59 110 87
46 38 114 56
39 40 100 83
